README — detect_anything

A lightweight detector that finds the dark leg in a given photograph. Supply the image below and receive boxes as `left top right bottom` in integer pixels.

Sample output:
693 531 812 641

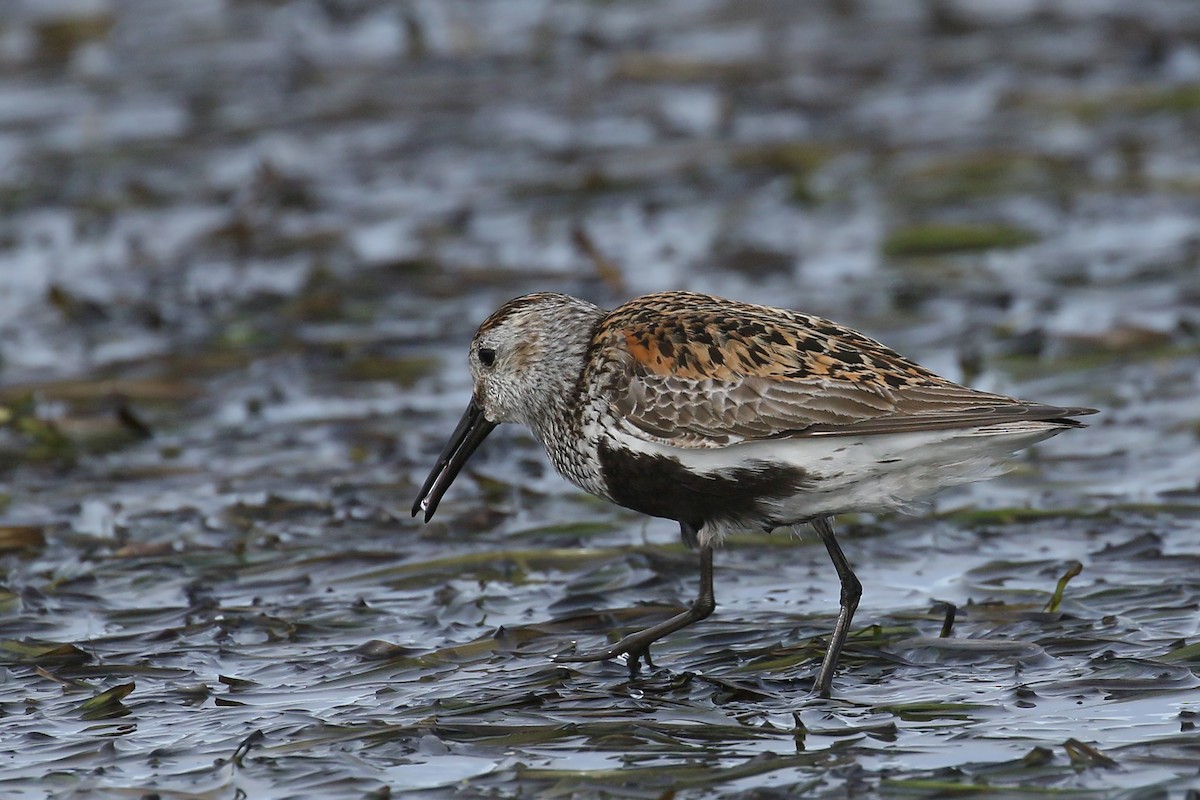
556 523 715 678
811 516 862 699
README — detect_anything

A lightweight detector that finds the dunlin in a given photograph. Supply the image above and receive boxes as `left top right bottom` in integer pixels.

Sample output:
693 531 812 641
412 291 1096 697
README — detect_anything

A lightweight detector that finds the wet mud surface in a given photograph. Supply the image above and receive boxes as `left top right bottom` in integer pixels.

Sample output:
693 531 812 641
2 1 1200 797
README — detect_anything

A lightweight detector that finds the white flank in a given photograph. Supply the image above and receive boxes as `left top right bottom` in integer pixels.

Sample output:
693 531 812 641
610 420 1068 540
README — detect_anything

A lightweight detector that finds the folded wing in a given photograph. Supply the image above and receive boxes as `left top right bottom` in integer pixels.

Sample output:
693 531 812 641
594 292 1096 449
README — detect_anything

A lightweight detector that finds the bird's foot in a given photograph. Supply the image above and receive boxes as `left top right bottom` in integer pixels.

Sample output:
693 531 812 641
553 591 712 678
554 640 656 678
808 679 833 701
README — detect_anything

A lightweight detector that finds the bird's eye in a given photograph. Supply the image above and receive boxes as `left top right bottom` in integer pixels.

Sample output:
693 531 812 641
478 347 496 368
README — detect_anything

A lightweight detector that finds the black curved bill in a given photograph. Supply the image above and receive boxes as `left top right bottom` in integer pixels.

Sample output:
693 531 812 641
412 399 497 522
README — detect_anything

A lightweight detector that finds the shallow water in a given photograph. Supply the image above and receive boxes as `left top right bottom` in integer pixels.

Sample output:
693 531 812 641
2 0 1200 797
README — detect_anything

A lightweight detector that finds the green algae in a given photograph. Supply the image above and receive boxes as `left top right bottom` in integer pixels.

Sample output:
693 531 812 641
883 223 1039 258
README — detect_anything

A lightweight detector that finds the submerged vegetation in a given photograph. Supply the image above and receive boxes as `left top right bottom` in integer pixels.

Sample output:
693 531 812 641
1 0 1199 798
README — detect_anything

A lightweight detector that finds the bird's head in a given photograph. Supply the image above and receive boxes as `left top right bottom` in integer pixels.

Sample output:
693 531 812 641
412 293 604 521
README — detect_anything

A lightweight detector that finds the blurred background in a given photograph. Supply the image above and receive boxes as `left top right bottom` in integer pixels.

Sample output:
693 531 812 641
2 1 1199 798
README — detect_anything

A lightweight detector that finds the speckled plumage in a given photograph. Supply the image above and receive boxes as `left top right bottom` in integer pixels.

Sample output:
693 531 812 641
414 291 1096 696
585 291 1079 449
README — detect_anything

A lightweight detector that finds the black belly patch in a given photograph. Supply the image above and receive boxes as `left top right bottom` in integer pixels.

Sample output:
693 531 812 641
598 440 810 530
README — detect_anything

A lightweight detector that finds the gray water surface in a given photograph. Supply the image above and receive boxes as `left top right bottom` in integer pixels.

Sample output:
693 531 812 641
2 1 1199 797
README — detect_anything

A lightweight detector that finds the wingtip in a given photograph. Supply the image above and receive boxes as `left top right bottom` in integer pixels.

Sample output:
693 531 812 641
1056 406 1100 427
